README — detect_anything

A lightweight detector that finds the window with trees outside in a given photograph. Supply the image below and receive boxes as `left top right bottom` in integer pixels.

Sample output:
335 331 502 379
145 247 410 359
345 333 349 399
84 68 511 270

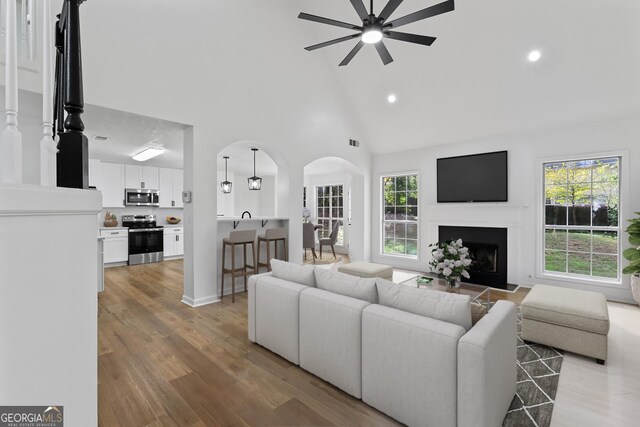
383 174 418 257
544 157 620 280
316 185 344 245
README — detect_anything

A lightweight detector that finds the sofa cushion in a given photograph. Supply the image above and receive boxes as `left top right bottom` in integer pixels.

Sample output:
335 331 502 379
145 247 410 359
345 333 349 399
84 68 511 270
362 304 464 427
255 275 308 364
375 278 472 331
314 268 378 303
521 284 609 334
300 288 370 398
270 259 316 287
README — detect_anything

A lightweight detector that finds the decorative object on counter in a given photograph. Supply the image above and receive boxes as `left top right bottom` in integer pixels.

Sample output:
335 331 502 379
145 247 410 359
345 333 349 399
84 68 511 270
247 148 262 190
623 211 640 305
429 238 472 289
103 211 118 227
221 156 232 194
166 216 181 225
303 207 311 223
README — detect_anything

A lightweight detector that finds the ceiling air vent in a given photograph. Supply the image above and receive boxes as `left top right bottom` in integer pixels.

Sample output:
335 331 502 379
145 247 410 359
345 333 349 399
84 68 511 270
349 139 360 148
94 135 109 141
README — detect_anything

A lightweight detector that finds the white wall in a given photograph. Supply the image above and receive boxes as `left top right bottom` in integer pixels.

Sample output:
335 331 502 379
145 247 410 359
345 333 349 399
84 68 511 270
233 174 276 217
371 114 640 303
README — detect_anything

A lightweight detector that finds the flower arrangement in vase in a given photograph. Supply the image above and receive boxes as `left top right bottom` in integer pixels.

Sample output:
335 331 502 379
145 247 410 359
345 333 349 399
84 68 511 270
303 207 311 223
429 238 472 288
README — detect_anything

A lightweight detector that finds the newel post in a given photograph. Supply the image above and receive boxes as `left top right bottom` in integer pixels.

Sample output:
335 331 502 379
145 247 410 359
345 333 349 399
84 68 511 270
55 0 88 189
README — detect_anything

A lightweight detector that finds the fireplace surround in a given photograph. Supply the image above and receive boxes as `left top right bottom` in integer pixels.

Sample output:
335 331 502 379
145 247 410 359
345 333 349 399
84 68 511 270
439 226 508 289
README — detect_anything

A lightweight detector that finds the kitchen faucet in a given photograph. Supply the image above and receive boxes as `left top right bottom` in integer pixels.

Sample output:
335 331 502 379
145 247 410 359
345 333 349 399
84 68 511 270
242 211 252 219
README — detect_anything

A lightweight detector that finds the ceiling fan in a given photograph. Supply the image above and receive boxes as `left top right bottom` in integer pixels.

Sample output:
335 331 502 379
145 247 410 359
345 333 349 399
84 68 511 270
298 0 455 66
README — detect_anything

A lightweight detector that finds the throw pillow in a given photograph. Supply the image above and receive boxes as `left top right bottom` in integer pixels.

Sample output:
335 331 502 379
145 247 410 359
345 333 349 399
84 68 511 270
375 278 472 331
270 259 316 287
314 268 378 303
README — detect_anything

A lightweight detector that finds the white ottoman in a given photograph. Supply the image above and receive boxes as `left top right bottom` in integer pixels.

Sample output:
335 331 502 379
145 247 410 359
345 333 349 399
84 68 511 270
521 285 609 364
338 262 393 280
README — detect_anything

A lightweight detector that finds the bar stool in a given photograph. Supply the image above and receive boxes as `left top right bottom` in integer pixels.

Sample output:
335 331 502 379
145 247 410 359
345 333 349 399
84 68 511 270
221 229 257 302
257 228 288 272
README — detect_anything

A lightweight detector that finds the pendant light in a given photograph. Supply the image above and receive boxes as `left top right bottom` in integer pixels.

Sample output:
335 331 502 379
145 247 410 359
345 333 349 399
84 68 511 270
247 148 262 191
221 156 232 194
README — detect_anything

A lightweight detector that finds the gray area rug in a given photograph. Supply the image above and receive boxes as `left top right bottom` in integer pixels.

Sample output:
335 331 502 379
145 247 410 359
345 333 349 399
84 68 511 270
503 309 564 427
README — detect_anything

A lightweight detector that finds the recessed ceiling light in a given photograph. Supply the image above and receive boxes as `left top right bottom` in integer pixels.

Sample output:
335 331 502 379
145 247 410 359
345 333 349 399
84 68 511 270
132 147 164 162
387 94 397 104
528 50 541 62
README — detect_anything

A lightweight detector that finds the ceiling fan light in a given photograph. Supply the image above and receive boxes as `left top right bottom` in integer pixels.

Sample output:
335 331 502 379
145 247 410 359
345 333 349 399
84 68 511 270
362 28 383 44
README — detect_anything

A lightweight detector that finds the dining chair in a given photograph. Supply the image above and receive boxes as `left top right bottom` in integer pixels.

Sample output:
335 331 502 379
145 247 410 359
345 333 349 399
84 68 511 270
303 222 318 262
319 220 341 259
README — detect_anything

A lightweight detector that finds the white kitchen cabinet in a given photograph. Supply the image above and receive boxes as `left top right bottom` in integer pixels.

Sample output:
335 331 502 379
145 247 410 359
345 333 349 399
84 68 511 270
100 229 129 264
125 165 159 190
163 227 184 257
172 169 184 208
89 159 100 188
159 167 183 208
98 162 125 207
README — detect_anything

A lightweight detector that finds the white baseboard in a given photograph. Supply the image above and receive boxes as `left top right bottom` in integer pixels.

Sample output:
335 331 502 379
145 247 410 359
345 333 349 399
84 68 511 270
181 294 219 307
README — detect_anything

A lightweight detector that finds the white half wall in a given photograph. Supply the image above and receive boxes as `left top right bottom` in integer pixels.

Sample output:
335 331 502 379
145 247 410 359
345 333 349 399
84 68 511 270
0 184 101 426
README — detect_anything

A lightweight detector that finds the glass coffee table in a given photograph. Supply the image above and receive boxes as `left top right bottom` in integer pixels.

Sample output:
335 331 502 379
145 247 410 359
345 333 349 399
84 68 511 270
400 275 491 309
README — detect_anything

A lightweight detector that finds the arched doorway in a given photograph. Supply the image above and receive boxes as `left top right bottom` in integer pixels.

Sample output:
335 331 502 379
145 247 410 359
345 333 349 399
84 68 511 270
303 157 368 263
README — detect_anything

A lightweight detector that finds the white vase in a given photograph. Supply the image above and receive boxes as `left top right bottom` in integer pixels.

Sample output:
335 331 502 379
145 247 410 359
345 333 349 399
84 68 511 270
631 274 640 306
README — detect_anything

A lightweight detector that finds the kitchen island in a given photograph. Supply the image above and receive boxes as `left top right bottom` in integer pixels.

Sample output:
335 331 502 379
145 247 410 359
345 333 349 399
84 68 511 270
217 216 289 298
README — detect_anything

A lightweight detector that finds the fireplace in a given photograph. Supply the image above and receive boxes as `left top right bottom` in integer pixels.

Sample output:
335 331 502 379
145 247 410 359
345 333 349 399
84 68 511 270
439 226 508 289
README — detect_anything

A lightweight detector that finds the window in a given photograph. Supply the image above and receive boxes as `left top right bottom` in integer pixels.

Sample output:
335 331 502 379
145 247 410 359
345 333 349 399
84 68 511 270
543 157 620 280
316 185 344 245
382 174 418 257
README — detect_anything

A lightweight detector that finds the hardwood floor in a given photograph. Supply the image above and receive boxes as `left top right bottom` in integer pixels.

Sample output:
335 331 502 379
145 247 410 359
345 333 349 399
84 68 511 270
99 260 398 426
101 260 637 427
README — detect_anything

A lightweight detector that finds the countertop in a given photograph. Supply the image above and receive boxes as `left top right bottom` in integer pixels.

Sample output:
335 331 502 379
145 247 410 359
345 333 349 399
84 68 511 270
216 216 289 222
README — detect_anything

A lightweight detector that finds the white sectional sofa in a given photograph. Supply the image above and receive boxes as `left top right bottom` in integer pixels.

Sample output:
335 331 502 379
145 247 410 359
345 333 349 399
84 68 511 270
248 260 517 427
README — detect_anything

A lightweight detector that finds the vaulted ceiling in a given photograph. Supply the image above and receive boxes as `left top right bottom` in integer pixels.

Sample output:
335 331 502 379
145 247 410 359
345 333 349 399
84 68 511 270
78 1 640 158
297 0 640 153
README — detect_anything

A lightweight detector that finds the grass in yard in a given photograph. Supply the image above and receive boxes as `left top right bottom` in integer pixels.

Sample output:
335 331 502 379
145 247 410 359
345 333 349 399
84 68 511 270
544 230 618 278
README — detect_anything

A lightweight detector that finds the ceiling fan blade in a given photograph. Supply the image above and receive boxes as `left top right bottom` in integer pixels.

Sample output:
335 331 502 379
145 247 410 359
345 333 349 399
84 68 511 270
384 0 454 29
339 41 365 66
305 33 362 51
350 0 370 22
374 41 394 65
378 0 404 23
298 13 362 31
385 31 436 46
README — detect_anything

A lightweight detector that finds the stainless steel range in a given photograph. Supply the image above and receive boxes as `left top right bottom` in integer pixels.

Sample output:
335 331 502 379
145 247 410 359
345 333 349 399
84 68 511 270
122 214 164 265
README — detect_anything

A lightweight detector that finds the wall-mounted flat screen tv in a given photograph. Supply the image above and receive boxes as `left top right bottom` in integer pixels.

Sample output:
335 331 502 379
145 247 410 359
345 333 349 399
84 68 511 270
437 151 508 203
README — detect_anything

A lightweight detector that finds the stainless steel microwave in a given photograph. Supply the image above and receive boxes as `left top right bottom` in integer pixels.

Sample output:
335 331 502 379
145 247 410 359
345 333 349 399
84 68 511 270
124 188 160 207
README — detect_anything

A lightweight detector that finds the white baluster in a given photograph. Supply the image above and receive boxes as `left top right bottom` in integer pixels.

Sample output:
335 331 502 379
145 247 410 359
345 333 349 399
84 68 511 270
40 0 56 186
2 0 23 184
